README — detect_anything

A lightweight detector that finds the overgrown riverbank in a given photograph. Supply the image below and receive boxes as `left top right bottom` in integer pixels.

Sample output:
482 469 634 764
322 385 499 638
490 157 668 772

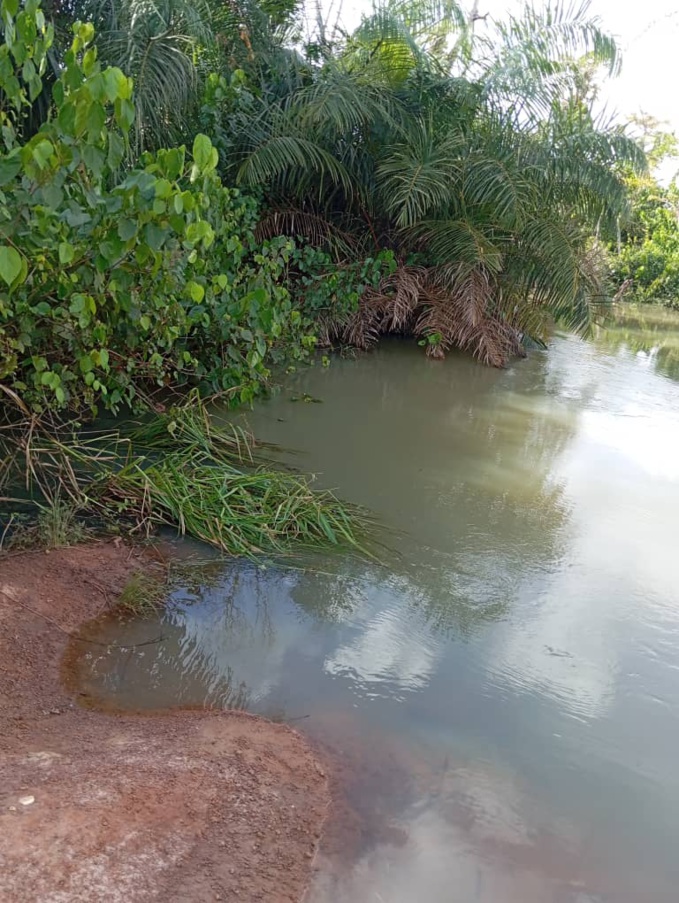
0 0 653 550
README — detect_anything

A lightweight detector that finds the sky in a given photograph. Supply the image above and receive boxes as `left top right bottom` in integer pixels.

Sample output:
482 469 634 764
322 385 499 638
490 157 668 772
314 0 679 176
585 1 679 131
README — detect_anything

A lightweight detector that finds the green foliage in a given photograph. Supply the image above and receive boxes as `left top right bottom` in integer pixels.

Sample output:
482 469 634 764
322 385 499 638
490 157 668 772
610 176 679 308
0 497 87 551
208 0 645 365
0 5 316 415
0 0 54 141
289 246 397 323
117 572 166 615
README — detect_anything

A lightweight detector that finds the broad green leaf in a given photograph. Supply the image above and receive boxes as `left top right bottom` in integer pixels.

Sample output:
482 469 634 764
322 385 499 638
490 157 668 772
64 208 91 227
58 242 75 264
154 178 173 199
162 147 185 180
41 183 64 208
82 48 97 77
103 67 131 102
77 23 95 46
57 100 77 134
82 143 105 176
187 281 205 303
118 218 137 241
100 238 124 262
0 245 22 286
32 139 54 170
192 134 213 172
144 223 168 251
0 154 21 186
86 102 106 137
115 97 135 132
107 131 124 170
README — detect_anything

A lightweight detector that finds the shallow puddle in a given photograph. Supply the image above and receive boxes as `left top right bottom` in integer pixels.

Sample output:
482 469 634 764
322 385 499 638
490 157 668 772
67 313 679 901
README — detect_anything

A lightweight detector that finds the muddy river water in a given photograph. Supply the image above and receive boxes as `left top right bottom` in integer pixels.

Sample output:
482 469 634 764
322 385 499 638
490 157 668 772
70 305 679 902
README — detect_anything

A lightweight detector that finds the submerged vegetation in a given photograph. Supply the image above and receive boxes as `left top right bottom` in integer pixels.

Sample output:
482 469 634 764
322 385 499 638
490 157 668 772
0 0 653 550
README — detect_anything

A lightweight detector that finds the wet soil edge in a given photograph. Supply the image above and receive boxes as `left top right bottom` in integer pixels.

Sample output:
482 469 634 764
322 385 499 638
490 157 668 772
0 541 331 903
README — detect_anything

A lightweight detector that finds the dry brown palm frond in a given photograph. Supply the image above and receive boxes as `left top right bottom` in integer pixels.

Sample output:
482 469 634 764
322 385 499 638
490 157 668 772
334 265 425 349
255 208 357 257
321 262 525 367
375 265 427 332
340 291 392 349
416 266 524 367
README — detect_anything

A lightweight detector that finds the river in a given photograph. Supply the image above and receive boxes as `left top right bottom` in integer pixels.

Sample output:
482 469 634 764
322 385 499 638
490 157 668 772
68 304 679 902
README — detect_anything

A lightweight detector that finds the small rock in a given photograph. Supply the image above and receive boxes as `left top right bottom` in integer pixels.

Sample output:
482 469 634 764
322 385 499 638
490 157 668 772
19 796 35 806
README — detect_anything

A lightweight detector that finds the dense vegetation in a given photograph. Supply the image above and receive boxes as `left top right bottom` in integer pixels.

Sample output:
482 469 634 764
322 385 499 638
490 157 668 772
609 170 679 308
0 0 650 550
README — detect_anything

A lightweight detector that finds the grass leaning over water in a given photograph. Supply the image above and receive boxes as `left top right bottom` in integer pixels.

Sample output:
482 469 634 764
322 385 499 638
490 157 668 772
0 396 371 557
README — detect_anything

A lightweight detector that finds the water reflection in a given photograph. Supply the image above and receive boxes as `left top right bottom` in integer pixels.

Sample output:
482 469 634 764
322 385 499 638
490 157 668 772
594 303 679 381
68 310 679 902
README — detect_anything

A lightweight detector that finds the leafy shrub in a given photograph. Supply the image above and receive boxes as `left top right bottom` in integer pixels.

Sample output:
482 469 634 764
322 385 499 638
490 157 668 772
0 3 316 416
289 245 397 327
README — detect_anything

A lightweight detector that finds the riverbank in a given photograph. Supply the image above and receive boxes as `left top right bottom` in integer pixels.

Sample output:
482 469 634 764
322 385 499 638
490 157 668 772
0 542 329 902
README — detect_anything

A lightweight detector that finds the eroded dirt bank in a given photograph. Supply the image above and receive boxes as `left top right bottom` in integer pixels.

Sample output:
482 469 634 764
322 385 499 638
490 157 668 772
0 543 329 902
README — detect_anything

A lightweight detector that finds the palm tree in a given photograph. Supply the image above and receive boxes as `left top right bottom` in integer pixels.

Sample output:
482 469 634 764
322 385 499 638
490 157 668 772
221 0 645 365
55 0 215 151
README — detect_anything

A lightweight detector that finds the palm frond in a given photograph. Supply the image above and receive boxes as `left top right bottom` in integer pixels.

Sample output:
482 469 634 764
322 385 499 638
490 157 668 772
237 134 355 197
415 266 523 366
376 122 464 227
255 207 357 257
79 0 216 151
405 218 505 273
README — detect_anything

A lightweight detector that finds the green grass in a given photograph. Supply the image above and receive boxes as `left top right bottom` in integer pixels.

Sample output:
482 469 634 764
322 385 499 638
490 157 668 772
0 498 87 552
1 395 372 558
117 572 166 616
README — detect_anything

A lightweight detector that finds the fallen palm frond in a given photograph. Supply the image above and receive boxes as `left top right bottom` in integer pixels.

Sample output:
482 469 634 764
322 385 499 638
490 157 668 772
329 263 526 367
0 396 372 558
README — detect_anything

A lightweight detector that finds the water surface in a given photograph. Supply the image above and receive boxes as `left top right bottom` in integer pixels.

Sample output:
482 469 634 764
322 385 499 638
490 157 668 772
70 307 679 902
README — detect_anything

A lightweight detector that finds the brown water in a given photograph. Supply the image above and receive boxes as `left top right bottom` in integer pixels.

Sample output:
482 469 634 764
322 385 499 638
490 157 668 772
68 306 679 902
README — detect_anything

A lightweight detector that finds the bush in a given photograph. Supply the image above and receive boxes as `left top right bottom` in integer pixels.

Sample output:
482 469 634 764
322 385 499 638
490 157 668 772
288 244 397 330
0 6 316 416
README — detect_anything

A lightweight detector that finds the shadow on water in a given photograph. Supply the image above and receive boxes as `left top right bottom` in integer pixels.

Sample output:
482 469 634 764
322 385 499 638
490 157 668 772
65 313 679 902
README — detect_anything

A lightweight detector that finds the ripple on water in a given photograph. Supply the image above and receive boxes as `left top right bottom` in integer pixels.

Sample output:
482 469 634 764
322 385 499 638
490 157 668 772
66 322 679 902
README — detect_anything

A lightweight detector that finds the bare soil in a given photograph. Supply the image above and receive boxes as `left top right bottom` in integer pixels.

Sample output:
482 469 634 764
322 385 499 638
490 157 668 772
0 542 330 903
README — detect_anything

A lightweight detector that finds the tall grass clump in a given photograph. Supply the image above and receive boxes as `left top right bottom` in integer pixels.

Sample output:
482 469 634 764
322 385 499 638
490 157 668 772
0 396 370 557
